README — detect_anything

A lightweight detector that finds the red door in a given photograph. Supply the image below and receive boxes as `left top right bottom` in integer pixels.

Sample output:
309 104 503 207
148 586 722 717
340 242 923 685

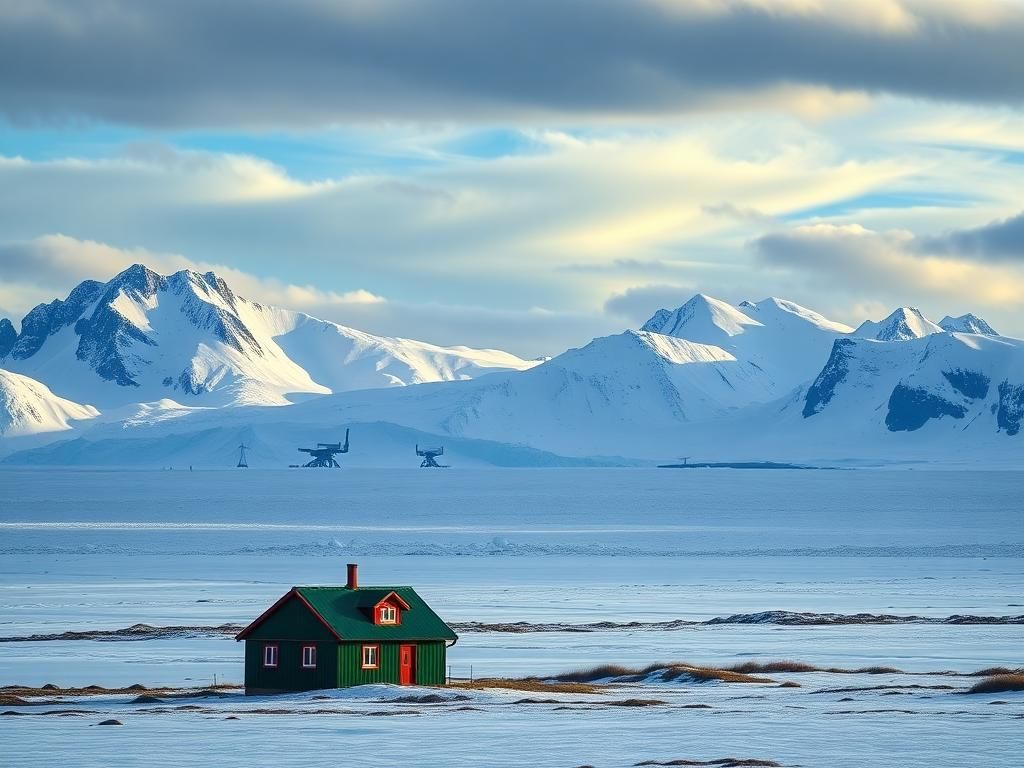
399 644 416 685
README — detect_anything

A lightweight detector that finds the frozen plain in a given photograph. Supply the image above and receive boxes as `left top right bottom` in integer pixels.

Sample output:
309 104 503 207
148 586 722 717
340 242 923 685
1 467 1022 767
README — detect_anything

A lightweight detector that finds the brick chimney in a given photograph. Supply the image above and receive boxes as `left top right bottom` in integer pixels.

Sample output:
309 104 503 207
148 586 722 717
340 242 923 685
346 563 358 590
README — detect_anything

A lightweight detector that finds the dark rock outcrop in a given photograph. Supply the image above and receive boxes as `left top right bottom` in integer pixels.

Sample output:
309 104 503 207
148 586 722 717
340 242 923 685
996 381 1024 435
885 384 966 431
8 280 104 360
803 338 855 417
0 319 16 358
942 368 990 400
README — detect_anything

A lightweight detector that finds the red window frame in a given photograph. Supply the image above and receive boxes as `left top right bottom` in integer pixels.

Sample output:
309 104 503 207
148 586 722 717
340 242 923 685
361 644 380 670
301 644 317 669
262 643 279 668
377 603 398 625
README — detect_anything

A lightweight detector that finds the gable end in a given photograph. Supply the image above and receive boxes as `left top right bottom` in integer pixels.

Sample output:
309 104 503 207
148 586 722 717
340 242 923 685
235 588 342 642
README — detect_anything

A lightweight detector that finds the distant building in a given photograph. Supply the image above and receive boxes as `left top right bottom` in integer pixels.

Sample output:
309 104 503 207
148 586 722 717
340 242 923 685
235 564 457 694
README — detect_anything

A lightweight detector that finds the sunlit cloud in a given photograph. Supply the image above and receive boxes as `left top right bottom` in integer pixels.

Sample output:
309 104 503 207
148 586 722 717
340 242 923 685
4 1 1024 129
752 222 1024 327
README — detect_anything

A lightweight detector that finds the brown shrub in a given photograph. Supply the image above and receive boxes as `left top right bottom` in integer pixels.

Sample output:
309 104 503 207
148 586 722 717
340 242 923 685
965 674 1024 695
969 667 1024 677
843 666 904 675
553 664 648 683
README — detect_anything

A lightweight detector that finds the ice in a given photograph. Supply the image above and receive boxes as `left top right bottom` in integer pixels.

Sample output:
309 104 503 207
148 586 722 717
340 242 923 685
1 467 1021 766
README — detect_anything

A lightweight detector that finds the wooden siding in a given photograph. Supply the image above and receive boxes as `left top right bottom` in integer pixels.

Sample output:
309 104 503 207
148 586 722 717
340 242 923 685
337 641 447 687
244 640 338 692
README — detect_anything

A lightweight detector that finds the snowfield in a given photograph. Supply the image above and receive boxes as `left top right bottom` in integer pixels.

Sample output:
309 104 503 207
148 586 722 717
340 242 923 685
0 468 1021 767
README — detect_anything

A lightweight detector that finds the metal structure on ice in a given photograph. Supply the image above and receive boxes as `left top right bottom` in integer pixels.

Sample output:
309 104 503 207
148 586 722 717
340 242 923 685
299 430 350 468
415 444 447 468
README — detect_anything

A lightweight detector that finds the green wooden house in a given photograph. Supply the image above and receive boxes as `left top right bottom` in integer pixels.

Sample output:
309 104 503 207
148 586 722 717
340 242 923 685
235 564 457 694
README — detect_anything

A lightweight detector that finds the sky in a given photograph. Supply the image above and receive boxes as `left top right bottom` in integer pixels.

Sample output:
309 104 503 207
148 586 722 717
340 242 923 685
2 0 1024 357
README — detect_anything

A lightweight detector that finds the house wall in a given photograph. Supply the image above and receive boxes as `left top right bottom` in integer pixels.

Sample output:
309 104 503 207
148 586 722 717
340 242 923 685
242 595 338 693
338 641 447 687
244 639 338 693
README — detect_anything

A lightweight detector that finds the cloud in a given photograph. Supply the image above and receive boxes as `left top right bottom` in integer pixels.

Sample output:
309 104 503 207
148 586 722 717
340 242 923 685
2 1 1024 128
751 222 1024 317
919 211 1024 261
0 130 924 316
603 284 696 323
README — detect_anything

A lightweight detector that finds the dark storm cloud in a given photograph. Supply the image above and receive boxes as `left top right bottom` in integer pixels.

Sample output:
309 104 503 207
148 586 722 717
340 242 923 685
2 1 1024 128
919 211 1024 261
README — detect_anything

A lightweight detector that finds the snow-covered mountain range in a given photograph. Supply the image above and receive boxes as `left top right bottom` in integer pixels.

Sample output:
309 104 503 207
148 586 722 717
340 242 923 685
2 266 1021 467
0 264 537 416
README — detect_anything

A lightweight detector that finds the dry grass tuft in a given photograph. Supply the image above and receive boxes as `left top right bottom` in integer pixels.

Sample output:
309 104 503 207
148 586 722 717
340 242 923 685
965 674 1024 695
553 663 773 685
448 678 603 695
606 698 666 707
728 661 818 674
728 660 905 675
553 664 643 682
969 667 1024 677
844 666 903 675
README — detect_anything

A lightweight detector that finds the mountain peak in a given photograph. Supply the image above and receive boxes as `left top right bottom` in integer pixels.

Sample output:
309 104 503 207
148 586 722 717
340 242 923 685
1 262 537 410
855 307 944 342
641 293 761 339
166 268 239 308
108 263 165 297
939 313 998 336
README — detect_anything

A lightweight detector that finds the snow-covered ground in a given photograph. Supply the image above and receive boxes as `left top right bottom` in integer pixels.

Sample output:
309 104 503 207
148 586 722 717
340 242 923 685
1 468 1021 766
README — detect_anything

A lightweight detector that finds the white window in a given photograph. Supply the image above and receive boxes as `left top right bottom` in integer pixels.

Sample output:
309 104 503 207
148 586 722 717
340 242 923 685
379 604 397 624
361 644 380 669
263 644 278 668
302 645 317 669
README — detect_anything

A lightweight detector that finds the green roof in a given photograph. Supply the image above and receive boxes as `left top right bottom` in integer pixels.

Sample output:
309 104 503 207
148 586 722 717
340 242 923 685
294 585 457 642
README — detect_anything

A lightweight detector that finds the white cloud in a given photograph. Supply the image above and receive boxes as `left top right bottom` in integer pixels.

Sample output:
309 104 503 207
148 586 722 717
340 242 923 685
6 93 1024 348
752 222 1024 332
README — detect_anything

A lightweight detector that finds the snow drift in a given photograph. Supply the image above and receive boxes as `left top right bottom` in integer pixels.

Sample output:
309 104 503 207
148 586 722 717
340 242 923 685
0 369 99 437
